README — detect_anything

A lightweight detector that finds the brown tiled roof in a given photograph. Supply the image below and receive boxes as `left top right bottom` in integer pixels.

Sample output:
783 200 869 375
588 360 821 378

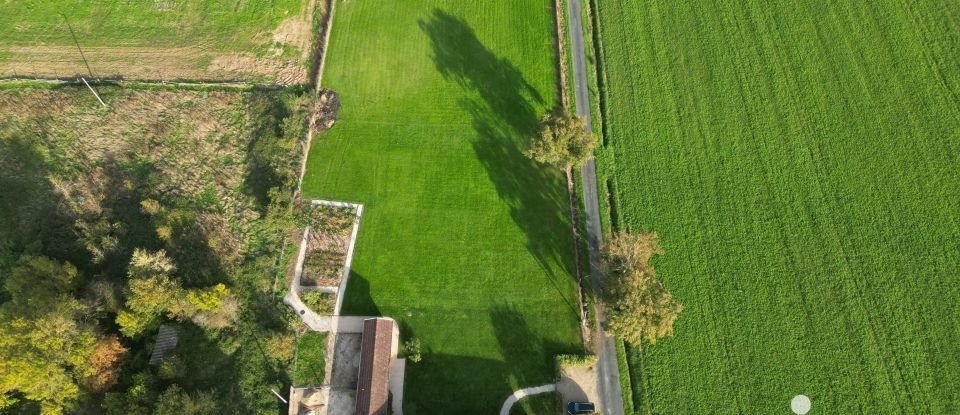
356 318 393 415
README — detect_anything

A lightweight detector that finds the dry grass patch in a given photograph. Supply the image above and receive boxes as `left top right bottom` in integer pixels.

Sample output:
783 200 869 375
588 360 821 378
0 0 322 84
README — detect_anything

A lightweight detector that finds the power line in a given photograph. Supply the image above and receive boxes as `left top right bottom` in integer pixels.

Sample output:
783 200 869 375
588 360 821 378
61 13 96 79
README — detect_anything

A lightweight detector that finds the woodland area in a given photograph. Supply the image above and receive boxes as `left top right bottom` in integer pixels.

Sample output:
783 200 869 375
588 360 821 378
0 86 313 414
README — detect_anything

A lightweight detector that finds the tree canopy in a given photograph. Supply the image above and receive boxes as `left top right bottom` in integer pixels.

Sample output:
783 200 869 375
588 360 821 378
525 110 597 170
0 88 309 414
117 249 238 337
0 257 108 415
602 231 683 346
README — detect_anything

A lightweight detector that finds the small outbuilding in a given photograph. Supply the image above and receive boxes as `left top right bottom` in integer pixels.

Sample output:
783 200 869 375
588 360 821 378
355 318 395 415
148 324 178 365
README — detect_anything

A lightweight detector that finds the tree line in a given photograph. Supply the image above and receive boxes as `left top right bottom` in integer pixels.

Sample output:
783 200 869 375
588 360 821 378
525 110 682 347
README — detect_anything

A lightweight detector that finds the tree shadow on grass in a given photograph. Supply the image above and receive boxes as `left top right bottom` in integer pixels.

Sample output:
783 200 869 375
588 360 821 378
0 132 77 268
419 10 543 136
403 353 512 415
490 304 575 385
419 10 579 313
340 271 382 317
241 91 293 213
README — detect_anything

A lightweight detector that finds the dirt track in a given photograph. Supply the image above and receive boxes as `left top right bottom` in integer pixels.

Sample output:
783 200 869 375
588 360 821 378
0 45 307 84
0 0 321 85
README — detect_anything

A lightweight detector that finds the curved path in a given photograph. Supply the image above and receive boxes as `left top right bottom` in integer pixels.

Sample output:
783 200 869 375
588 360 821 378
499 384 557 415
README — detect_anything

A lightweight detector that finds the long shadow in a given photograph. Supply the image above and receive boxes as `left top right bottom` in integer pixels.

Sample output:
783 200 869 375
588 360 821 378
0 129 87 271
489 304 575 383
105 150 229 288
403 353 513 415
419 10 578 295
419 10 543 136
339 271 382 317
242 91 295 213
489 304 577 414
1 88 297 414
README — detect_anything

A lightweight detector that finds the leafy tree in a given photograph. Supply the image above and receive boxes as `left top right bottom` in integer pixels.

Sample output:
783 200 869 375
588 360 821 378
80 335 128 393
186 283 239 330
0 257 99 415
154 385 219 415
3 256 77 314
525 110 596 171
118 250 238 337
602 232 682 346
74 216 124 264
101 372 157 415
157 355 185 380
186 283 230 312
128 248 176 279
117 274 182 337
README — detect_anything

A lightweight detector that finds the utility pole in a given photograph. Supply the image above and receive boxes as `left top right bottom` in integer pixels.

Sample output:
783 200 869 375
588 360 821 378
81 77 106 107
62 13 96 79
62 13 106 107
270 388 288 404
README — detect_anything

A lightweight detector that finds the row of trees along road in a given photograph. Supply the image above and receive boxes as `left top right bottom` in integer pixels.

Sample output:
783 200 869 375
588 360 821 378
525 110 682 347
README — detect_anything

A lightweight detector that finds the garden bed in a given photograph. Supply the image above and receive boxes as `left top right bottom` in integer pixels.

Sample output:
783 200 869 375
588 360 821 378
298 202 356 288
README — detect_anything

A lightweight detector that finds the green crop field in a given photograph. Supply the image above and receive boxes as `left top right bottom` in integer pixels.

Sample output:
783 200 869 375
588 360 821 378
301 0 581 413
593 0 960 413
0 0 318 83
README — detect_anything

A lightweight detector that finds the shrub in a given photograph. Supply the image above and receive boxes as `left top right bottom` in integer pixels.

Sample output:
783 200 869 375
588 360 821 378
401 338 422 363
555 354 597 366
301 291 336 315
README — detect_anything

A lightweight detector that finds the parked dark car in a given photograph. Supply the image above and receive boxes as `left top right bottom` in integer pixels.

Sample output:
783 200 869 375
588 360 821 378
566 401 596 414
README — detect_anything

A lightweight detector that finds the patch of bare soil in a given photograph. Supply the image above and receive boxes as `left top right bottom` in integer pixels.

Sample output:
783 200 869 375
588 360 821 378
557 363 601 410
0 44 309 85
311 89 340 131
208 54 307 85
274 11 314 61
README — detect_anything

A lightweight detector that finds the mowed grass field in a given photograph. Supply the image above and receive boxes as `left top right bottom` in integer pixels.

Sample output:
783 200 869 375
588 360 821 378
593 0 960 413
301 1 582 413
0 0 316 83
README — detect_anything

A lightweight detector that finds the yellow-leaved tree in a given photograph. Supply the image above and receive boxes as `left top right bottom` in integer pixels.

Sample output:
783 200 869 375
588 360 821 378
0 256 119 415
117 249 238 337
602 231 683 346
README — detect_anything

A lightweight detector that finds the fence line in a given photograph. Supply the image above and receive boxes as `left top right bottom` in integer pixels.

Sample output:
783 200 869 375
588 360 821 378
0 75 286 90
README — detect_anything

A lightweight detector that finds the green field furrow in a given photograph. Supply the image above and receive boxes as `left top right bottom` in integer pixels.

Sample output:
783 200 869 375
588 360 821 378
0 0 316 82
302 1 581 413
594 0 960 412
0 1 301 48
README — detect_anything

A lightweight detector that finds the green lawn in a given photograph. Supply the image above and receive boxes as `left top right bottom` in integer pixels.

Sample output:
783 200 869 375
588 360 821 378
294 332 327 386
510 392 559 415
301 1 582 413
593 0 960 413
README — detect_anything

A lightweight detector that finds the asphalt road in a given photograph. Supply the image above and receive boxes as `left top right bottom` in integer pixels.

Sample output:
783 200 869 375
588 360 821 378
564 0 627 414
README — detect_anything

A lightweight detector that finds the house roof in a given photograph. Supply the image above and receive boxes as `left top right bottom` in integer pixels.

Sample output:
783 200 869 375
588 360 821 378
355 318 394 415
